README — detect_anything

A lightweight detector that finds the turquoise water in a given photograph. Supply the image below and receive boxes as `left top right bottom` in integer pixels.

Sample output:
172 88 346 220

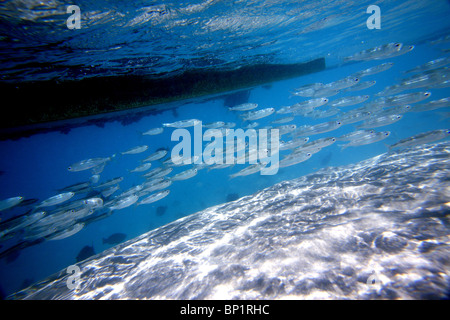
0 0 449 298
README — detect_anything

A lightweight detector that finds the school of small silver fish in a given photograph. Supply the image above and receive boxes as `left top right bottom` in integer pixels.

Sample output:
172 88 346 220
0 42 449 260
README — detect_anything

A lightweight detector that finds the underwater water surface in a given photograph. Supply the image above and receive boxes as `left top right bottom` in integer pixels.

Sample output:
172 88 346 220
0 0 449 299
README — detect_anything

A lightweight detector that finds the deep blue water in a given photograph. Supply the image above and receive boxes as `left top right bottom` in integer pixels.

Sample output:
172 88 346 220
0 0 449 298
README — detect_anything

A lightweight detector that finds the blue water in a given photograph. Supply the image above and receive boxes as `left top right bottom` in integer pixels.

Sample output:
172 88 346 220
0 0 450 298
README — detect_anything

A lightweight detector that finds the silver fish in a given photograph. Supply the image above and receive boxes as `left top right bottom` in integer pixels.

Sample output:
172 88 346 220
430 35 450 45
321 89 342 98
162 119 201 128
271 116 294 124
23 224 58 241
47 223 84 241
337 130 375 141
292 83 324 96
222 122 237 128
0 211 45 237
431 79 450 89
91 163 106 175
240 108 275 121
207 163 234 171
346 102 384 114
69 206 94 221
142 150 168 162
323 76 360 90
293 120 342 136
65 200 87 213
58 182 91 193
243 122 259 129
357 114 403 129
33 206 89 231
194 163 212 171
338 111 373 125
276 124 297 136
297 14 340 34
432 79 450 89
344 43 403 61
143 167 167 178
394 71 449 92
68 157 112 172
344 80 376 92
298 147 322 155
352 62 394 78
108 194 139 210
279 152 312 168
401 73 437 89
0 196 24 211
83 197 103 209
142 127 164 135
140 179 172 194
383 91 431 107
279 137 309 150
94 177 124 189
137 190 170 205
300 87 340 98
375 84 405 96
51 199 88 212
36 192 75 208
162 156 183 166
329 95 369 108
277 98 328 114
224 139 247 154
294 97 329 109
203 128 232 140
121 145 148 155
101 185 120 198
142 177 165 186
169 168 198 181
129 162 152 173
145 167 173 178
389 129 450 150
291 108 318 117
204 121 226 129
367 92 431 109
405 56 450 74
228 103 258 111
163 154 199 167
202 129 221 141
410 98 450 112
119 185 144 198
373 105 412 116
90 175 100 184
299 108 340 119
229 163 266 179
340 131 391 149
296 137 337 152
32 212 67 230
234 148 264 164
386 45 414 58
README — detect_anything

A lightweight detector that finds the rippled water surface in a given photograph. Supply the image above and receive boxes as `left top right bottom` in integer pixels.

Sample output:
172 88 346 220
1 0 449 81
